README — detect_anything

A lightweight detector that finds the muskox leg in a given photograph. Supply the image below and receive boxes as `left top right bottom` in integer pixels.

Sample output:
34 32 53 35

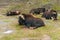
48 14 52 19
45 14 52 20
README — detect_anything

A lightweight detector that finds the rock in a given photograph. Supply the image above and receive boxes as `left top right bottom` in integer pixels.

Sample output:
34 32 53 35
3 30 14 34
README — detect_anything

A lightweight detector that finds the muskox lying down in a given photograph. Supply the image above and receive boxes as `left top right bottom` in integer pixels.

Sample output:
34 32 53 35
42 9 57 20
18 14 45 29
6 10 20 16
30 8 45 14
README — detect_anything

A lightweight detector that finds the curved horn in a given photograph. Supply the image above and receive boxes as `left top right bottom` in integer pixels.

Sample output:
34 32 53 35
19 15 25 20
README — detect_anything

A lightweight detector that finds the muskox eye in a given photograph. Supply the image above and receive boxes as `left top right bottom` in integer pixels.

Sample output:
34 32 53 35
19 15 25 20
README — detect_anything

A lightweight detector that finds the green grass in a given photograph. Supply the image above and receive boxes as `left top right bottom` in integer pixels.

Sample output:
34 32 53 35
1 23 60 40
0 19 60 40
0 1 60 40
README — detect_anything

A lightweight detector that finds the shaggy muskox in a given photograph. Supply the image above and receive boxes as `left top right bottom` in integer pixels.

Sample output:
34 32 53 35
30 8 45 14
51 10 57 20
18 14 45 29
42 9 57 20
6 10 20 16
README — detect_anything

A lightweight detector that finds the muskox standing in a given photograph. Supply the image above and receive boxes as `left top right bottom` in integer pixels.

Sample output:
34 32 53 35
6 10 20 16
18 14 45 29
42 9 57 20
30 8 45 14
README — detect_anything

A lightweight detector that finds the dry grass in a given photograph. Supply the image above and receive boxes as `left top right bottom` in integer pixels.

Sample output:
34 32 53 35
0 2 60 40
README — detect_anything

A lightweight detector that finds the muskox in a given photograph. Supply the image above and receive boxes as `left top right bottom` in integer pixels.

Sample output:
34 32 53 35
42 9 57 20
6 10 20 16
18 14 45 29
30 8 45 14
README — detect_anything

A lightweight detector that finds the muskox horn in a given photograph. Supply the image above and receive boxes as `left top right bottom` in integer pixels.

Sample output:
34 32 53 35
19 15 25 20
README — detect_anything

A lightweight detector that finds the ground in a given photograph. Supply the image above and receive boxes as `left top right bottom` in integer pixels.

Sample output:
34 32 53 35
0 4 60 40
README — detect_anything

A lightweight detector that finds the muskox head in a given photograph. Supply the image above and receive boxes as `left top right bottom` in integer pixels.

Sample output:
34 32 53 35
18 14 25 25
18 14 34 25
6 10 20 16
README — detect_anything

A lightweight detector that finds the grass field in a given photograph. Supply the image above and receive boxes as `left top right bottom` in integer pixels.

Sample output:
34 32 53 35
0 1 60 40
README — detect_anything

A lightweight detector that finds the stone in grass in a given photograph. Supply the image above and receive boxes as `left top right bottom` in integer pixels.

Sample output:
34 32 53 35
3 30 14 34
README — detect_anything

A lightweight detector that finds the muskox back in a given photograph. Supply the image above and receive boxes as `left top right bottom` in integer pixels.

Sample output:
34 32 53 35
30 8 46 14
37 8 45 13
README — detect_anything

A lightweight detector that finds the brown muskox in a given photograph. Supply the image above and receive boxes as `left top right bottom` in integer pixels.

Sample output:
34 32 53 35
30 8 46 14
18 14 45 29
6 10 20 16
42 9 57 20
